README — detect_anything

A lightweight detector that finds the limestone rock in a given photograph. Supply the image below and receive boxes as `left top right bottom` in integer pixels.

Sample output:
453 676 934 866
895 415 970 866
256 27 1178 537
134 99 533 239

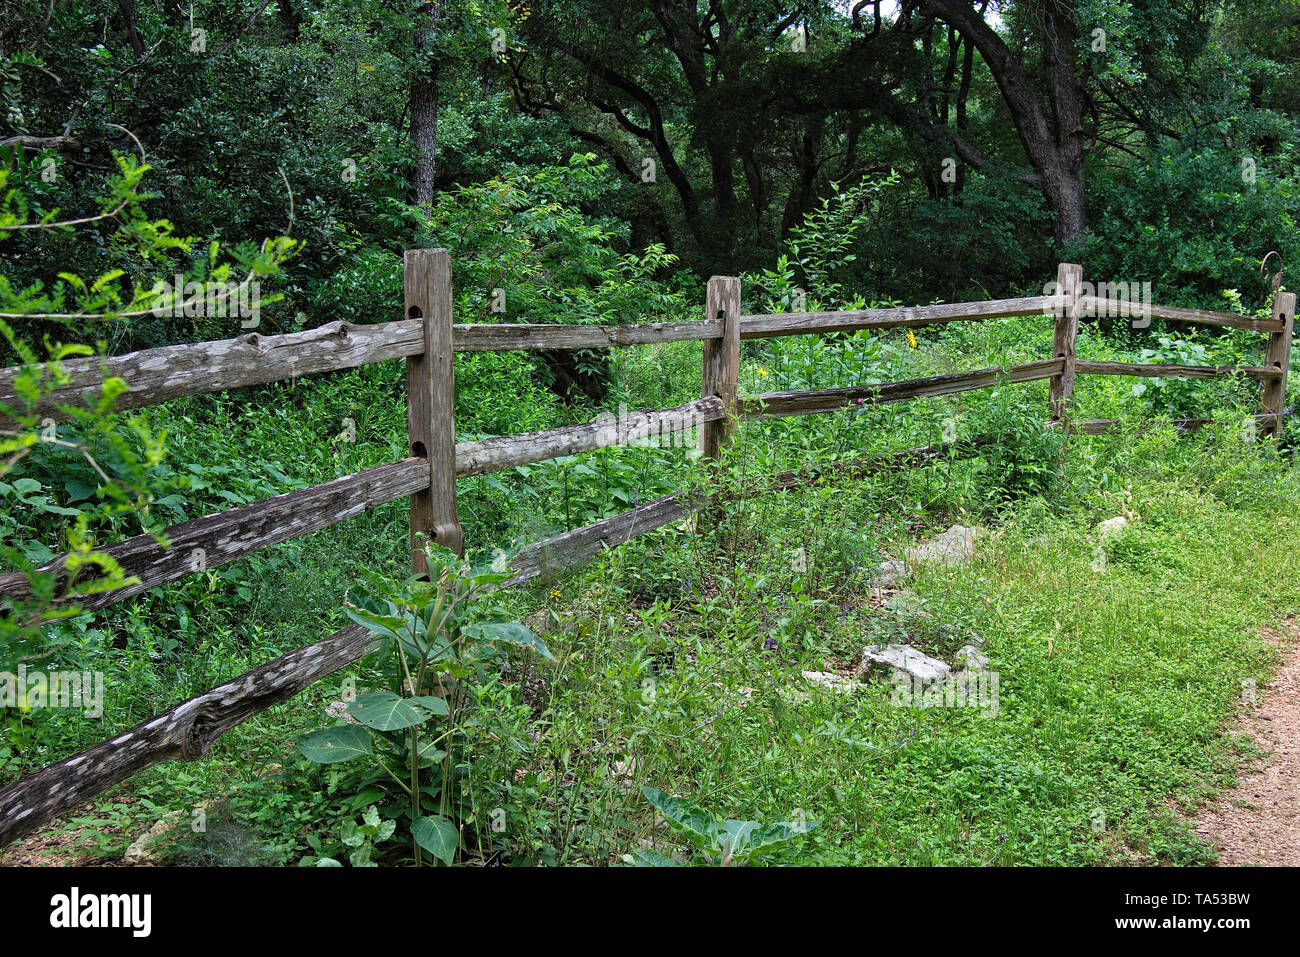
124 802 210 864
1097 516 1128 540
801 670 859 694
871 559 909 590
906 525 979 566
856 644 952 684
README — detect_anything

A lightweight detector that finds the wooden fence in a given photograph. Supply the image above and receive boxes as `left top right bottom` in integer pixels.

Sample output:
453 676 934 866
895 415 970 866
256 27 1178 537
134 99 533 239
0 252 1293 845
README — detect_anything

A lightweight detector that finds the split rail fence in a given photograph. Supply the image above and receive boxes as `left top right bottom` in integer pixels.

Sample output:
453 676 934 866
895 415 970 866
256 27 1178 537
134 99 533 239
0 250 1292 844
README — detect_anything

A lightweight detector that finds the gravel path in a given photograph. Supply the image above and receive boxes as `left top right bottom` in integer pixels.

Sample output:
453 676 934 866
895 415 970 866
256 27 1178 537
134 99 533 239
1195 621 1300 866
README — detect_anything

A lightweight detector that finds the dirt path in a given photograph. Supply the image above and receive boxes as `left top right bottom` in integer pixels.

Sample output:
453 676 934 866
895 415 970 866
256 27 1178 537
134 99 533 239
1194 621 1300 865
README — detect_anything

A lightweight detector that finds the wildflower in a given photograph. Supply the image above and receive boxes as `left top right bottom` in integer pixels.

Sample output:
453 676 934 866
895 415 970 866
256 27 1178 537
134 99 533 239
906 330 918 349
758 366 769 377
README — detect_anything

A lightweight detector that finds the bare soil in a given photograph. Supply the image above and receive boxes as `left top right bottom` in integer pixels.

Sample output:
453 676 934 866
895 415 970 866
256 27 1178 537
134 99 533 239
1194 620 1300 866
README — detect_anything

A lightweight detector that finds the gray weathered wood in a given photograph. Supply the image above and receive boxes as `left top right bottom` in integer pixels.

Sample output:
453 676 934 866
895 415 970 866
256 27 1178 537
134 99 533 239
405 249 463 567
1078 296 1286 334
1261 291 1296 439
0 399 724 615
1075 361 1279 381
454 320 722 352
0 319 424 428
700 277 741 460
1050 263 1082 420
738 296 1056 339
0 623 378 847
740 359 1063 419
0 295 1074 431
0 458 429 613
503 491 705 586
456 397 725 478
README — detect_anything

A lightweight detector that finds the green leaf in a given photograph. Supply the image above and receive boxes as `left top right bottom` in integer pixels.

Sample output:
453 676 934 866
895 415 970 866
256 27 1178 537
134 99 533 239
462 620 556 661
297 725 372 764
641 786 716 848
346 692 436 731
629 847 680 867
405 694 450 716
412 815 459 865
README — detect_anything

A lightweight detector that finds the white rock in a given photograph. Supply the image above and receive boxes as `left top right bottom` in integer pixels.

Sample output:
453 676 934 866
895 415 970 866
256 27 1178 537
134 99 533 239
871 559 909 589
1097 516 1128 540
856 644 952 684
906 525 979 566
956 645 990 671
801 670 859 694
124 804 208 865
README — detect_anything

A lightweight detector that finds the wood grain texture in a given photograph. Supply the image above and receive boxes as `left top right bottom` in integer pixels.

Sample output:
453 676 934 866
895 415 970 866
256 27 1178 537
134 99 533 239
0 459 429 612
1075 361 1279 380
503 490 705 586
0 319 423 428
1078 296 1286 333
0 623 377 847
739 359 1063 419
0 296 1070 430
1050 263 1082 420
700 277 741 460
1261 291 1296 439
0 400 724 615
738 296 1056 339
455 397 725 478
454 320 722 351
405 249 463 567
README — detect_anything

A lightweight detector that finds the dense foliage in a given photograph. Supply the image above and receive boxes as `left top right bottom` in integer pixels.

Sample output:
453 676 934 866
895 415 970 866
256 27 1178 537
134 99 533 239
2 1 1299 867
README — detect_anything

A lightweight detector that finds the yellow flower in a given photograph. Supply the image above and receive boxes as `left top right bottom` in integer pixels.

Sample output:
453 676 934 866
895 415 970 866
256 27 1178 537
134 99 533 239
906 331 918 349
758 366 769 377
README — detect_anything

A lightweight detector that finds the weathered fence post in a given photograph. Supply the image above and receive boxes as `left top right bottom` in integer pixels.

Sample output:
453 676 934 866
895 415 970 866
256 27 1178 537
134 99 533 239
1261 288 1296 440
1050 262 1083 421
405 248 463 571
700 276 741 460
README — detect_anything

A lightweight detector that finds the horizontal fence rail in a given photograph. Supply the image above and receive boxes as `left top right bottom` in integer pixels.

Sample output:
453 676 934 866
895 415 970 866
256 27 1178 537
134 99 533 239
1 298 1059 426
0 622 377 846
738 296 1058 339
0 458 430 613
5 294 1287 429
1078 296 1286 333
0 320 424 428
1 253 1292 849
740 359 1064 419
0 399 723 613
1074 361 1281 381
455 397 724 477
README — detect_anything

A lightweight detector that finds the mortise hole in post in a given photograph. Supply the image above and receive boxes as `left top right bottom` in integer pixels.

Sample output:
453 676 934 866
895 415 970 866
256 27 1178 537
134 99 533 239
412 441 427 458
408 306 422 320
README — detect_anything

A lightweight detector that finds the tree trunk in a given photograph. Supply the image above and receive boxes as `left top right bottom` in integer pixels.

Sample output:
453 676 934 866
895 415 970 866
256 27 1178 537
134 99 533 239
410 2 440 206
917 0 1090 248
117 0 145 59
